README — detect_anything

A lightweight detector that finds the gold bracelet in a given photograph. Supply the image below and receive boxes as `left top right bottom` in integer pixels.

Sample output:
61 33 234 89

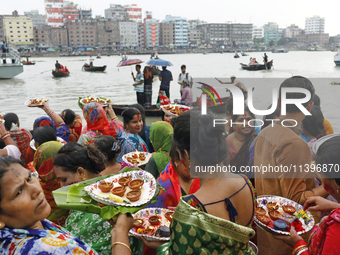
111 242 131 253
292 245 308 255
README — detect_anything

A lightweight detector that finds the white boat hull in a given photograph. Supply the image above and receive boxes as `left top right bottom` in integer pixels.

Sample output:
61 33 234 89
0 64 23 79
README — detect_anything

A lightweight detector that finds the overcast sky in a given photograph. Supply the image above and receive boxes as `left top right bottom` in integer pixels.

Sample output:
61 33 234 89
2 0 339 36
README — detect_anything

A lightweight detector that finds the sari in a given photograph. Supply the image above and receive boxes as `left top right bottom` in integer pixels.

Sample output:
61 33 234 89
64 211 112 255
149 121 173 174
144 67 153 109
68 114 83 143
0 219 98 255
33 141 69 226
33 116 70 143
78 102 123 146
156 197 256 255
116 131 149 162
149 162 200 209
9 128 34 166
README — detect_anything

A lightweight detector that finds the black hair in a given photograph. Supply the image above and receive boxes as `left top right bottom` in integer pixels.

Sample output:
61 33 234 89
162 66 167 70
279 76 315 113
170 142 180 172
121 107 141 129
136 64 141 69
61 109 76 125
94 135 121 165
181 65 186 69
32 126 57 147
53 143 105 174
3 113 19 131
131 104 146 141
313 94 321 108
302 105 325 138
173 111 228 166
0 156 24 204
315 136 340 185
231 105 255 122
0 139 5 149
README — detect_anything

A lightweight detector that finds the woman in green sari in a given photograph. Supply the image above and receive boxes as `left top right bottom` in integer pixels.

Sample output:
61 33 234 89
145 121 173 179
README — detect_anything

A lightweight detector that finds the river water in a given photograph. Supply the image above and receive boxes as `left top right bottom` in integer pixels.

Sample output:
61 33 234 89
0 51 340 131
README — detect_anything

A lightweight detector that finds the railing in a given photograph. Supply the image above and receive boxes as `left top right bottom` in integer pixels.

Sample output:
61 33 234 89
1 48 21 64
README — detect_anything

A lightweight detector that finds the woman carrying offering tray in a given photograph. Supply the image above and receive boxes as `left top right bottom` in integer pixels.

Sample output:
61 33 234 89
274 135 340 255
116 108 149 163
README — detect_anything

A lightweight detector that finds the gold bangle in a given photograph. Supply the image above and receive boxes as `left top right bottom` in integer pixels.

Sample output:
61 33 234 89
111 242 131 253
292 245 308 255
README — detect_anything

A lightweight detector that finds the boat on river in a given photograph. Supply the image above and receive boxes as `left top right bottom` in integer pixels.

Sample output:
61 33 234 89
0 48 23 79
272 49 288 53
334 46 340 66
82 64 107 72
52 70 69 77
240 60 273 71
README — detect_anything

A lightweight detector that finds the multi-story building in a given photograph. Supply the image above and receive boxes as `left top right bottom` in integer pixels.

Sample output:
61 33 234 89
97 19 120 49
305 16 325 34
143 12 158 48
119 21 138 48
79 8 92 20
187 28 203 47
333 34 340 45
252 26 264 39
295 33 329 45
263 22 282 44
24 10 46 27
187 19 206 30
159 22 174 47
4 11 34 48
45 0 64 28
66 19 97 48
33 25 52 48
63 1 79 24
282 24 303 38
138 23 144 49
124 4 142 23
0 16 5 44
196 23 231 47
51 27 68 47
163 15 188 48
231 23 252 46
104 4 128 21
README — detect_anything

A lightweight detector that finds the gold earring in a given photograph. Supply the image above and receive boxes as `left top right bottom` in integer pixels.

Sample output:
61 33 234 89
0 221 5 229
337 188 340 194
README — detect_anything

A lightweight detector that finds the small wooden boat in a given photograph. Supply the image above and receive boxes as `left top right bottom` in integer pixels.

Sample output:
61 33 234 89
22 61 35 65
234 54 240 58
241 52 248 56
112 104 163 117
240 60 273 71
52 70 70 77
82 65 107 72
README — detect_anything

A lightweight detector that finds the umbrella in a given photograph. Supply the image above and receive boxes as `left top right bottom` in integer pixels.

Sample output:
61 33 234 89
117 59 143 67
146 59 173 66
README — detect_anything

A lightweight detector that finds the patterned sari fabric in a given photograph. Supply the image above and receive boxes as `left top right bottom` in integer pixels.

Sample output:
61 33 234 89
156 198 256 255
149 162 200 209
33 116 70 143
149 121 173 174
33 141 69 226
144 67 153 109
78 102 123 146
116 131 149 162
68 114 83 143
64 210 112 255
9 128 34 166
0 219 98 255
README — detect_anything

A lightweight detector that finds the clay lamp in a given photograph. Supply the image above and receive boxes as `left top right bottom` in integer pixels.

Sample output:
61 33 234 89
164 211 174 222
98 182 113 193
148 215 161 225
128 179 144 191
118 176 132 186
283 205 296 215
126 190 142 202
255 207 266 216
266 202 279 211
257 215 271 225
111 186 126 197
269 210 282 221
133 219 144 228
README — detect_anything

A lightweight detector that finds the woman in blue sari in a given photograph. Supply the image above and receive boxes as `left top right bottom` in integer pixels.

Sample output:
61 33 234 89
116 108 149 162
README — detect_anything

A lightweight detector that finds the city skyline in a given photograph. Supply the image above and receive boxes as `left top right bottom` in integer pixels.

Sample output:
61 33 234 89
1 0 339 36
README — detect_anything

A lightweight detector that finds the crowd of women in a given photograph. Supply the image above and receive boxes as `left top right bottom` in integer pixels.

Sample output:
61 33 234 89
0 75 340 255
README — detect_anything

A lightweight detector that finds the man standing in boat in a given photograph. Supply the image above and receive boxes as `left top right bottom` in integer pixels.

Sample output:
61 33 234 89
216 75 248 100
55 60 61 71
132 64 144 105
263 53 268 63
178 64 193 96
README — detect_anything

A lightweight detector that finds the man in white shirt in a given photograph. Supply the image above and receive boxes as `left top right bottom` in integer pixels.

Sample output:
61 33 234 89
178 65 192 96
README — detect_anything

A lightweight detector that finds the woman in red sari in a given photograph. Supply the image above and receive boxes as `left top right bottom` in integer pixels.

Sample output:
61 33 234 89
61 109 82 143
4 113 34 166
78 102 123 146
275 134 340 255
